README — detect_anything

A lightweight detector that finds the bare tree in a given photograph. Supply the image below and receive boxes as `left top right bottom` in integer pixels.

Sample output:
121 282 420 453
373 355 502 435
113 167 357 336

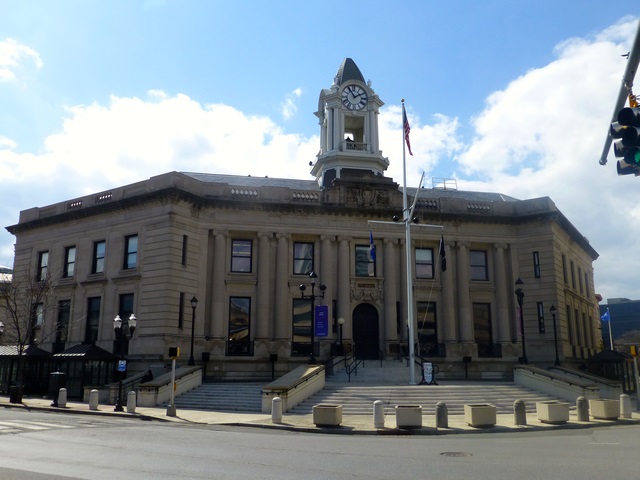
0 269 59 394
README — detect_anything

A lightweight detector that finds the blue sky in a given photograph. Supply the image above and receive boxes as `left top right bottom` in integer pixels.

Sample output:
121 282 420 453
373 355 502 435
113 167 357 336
1 1 639 302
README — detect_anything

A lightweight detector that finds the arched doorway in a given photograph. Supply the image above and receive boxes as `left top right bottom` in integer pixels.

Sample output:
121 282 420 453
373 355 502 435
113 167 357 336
352 303 380 360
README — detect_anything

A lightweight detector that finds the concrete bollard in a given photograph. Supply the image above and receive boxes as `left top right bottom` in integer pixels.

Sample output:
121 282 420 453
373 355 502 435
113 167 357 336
127 391 136 413
513 399 527 425
57 388 67 408
620 394 632 419
576 396 589 422
271 396 283 424
435 401 448 429
373 400 385 428
89 389 99 411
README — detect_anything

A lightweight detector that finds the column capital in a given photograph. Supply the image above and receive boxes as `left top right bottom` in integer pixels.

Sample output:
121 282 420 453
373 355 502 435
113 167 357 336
494 243 509 251
275 232 290 241
457 241 471 249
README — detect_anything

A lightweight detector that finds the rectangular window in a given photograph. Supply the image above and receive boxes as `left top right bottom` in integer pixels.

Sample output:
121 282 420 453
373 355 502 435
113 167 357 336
570 261 576 289
562 254 568 284
574 308 581 345
355 245 375 277
417 301 439 356
55 300 70 353
578 267 583 294
566 305 574 344
533 251 541 278
85 297 101 344
181 235 188 266
470 250 488 281
92 240 106 274
37 251 49 281
291 298 312 356
178 292 185 329
473 303 493 357
293 242 314 275
584 272 590 298
63 246 76 278
123 234 138 270
115 293 135 355
231 239 252 273
416 248 434 279
228 297 251 355
537 301 545 333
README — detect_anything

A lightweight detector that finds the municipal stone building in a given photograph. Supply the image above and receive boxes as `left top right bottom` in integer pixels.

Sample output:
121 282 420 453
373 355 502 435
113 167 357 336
6 59 601 388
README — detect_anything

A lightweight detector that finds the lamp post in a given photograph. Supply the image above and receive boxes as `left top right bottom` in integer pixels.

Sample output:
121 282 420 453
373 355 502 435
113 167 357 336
550 304 560 366
188 295 198 366
299 271 326 364
514 278 527 364
113 313 137 412
337 317 344 354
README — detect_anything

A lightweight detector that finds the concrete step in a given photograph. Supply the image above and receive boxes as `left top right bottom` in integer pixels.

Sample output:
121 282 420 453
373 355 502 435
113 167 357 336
169 382 264 412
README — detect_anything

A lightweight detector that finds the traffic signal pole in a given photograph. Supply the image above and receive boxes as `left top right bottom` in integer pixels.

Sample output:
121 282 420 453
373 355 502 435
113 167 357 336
599 20 640 167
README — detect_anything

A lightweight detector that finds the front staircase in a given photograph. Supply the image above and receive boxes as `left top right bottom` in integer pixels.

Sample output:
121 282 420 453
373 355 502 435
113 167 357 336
167 360 568 415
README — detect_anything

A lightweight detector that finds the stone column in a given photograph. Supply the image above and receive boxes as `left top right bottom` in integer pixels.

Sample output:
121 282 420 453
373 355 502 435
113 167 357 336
256 232 271 339
211 231 227 339
494 243 511 343
442 240 457 342
274 233 289 339
383 238 398 343
337 237 351 339
456 241 473 342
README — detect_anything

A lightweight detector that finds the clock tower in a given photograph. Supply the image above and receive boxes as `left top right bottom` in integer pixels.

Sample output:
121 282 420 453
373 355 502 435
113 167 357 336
312 58 389 187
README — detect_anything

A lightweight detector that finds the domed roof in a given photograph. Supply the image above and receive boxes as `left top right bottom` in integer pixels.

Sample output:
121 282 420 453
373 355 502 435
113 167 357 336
335 58 365 85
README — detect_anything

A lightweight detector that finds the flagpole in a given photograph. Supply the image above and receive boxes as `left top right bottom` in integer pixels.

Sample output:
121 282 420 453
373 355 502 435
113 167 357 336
402 99 416 385
607 308 614 350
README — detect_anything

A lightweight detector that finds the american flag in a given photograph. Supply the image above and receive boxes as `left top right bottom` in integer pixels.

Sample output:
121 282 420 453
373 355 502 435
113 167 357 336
402 104 413 156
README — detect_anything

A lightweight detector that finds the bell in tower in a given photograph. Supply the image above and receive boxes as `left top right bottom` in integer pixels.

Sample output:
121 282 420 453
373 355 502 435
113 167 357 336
312 58 389 188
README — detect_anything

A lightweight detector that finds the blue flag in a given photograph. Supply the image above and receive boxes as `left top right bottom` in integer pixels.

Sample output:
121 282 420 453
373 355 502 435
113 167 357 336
601 310 610 322
368 231 376 262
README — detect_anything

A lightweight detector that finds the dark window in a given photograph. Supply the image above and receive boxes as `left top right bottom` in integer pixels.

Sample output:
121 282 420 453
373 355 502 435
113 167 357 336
123 235 138 270
578 267 583 294
562 254 568 284
228 297 251 342
63 246 76 278
574 308 581 345
585 272 590 297
355 245 375 277
114 293 135 355
293 242 314 275
55 300 70 353
470 250 488 281
417 301 438 356
85 297 101 344
416 248 434 279
570 261 576 289
537 302 545 333
37 251 49 281
92 240 106 274
178 292 184 329
231 239 252 273
566 305 574 344
473 302 492 347
533 251 541 278
181 235 188 266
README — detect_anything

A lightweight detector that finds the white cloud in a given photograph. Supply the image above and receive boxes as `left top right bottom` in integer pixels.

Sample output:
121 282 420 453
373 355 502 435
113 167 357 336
281 87 302 120
0 38 42 83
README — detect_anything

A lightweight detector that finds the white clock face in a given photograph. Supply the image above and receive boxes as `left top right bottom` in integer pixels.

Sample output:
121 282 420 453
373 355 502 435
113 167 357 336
341 85 368 111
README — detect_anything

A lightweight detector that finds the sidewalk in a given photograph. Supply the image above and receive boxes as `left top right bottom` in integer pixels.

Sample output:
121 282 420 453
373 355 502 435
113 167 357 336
3 395 640 435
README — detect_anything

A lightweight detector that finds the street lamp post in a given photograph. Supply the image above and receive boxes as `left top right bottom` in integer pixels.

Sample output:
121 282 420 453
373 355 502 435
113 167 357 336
514 278 527 364
337 317 344 354
113 313 137 412
299 271 326 364
188 296 198 366
550 304 560 366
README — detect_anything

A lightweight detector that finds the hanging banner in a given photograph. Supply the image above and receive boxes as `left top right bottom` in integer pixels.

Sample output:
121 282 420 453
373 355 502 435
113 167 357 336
315 305 329 337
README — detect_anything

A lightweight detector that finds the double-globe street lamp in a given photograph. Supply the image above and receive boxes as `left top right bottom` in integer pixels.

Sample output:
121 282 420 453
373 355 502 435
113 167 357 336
299 271 326 364
113 313 137 412
188 295 198 366
514 277 527 364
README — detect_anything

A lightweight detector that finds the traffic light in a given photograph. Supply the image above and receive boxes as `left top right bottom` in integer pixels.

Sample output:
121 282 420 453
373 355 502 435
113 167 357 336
611 106 640 175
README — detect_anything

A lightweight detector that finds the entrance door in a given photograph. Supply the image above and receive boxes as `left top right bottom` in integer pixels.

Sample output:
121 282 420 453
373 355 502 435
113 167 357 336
352 303 380 360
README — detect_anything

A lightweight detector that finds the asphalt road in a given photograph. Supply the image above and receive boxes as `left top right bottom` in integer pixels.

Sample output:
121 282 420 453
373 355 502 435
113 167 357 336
0 409 638 479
